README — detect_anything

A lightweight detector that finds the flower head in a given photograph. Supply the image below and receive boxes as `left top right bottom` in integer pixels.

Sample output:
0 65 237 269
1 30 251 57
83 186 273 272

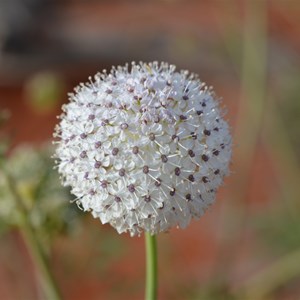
54 62 232 236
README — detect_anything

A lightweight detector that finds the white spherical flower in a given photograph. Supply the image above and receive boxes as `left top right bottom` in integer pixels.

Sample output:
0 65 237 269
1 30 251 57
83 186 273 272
54 62 232 236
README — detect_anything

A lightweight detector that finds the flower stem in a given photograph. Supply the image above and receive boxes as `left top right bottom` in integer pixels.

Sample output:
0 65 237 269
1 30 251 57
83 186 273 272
20 221 62 300
145 232 157 300
3 169 62 300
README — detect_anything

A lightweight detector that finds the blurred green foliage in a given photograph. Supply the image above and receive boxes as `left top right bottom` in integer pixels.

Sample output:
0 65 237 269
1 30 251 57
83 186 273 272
0 144 81 248
24 71 64 114
254 203 300 256
277 69 300 162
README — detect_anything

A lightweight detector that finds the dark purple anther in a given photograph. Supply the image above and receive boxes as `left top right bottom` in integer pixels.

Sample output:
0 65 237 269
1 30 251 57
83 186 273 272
143 166 149 174
144 196 151 202
191 132 197 140
174 167 181 176
132 146 139 154
101 180 108 188
101 119 109 126
161 155 168 163
202 176 208 183
185 194 192 201
112 148 119 156
80 151 87 158
203 129 211 136
95 141 102 149
115 196 121 202
154 116 160 123
155 178 162 187
202 154 209 162
94 161 102 169
170 189 175 196
212 149 220 156
119 168 125 177
188 150 195 157
149 133 155 141
128 184 135 193
121 123 128 129
188 175 195 182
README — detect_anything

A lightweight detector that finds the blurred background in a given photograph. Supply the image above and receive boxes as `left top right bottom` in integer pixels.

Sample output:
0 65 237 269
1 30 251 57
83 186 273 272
1 0 300 299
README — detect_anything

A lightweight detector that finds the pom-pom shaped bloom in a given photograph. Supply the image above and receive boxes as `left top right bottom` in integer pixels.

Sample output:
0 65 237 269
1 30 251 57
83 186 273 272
54 62 232 236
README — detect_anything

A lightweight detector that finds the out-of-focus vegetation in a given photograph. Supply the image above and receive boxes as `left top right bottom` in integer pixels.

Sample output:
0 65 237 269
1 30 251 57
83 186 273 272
0 144 79 247
24 71 64 114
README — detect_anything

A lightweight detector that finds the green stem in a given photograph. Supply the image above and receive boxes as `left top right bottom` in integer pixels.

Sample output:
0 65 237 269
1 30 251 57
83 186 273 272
20 221 62 300
145 232 157 300
3 169 62 300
